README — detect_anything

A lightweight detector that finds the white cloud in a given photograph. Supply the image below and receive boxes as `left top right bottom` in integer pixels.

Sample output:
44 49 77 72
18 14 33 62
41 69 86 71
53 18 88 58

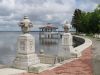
0 0 99 31
0 0 15 9
76 0 98 12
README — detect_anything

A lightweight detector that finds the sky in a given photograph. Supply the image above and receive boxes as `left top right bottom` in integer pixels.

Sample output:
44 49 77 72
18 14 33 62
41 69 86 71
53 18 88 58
0 0 99 31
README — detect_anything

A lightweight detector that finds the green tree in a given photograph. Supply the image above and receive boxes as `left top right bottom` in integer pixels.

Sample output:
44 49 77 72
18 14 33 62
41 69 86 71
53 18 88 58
89 5 100 33
72 4 100 34
79 12 90 33
71 9 82 33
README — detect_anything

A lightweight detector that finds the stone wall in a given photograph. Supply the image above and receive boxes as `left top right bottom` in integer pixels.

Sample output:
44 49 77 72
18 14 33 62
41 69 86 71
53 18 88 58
72 35 92 57
38 54 55 64
38 54 66 64
37 35 92 64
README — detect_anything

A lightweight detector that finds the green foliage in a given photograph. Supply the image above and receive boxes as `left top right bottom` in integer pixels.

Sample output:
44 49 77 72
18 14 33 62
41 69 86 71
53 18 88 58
71 4 100 34
71 9 81 33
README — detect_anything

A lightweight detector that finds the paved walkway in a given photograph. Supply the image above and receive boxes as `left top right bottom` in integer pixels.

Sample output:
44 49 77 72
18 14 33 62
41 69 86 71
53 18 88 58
0 68 26 75
19 46 93 75
90 38 100 75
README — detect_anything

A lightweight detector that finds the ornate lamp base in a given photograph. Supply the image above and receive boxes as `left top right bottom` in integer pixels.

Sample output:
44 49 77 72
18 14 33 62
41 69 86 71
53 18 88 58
13 33 40 70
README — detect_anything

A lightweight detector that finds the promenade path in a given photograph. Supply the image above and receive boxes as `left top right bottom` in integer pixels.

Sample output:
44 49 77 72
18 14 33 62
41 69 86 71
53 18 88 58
90 37 100 75
19 46 93 75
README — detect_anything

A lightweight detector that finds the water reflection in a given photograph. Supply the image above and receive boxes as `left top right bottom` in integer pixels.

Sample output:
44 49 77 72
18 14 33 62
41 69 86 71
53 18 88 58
39 38 59 45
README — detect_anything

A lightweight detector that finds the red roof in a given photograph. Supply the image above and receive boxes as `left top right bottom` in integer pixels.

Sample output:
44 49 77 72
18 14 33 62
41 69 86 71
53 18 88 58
39 26 58 29
39 23 58 29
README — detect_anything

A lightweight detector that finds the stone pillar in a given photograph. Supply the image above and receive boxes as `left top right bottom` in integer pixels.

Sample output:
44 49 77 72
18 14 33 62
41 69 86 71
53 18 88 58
58 22 73 59
61 33 73 58
13 33 40 70
13 16 40 71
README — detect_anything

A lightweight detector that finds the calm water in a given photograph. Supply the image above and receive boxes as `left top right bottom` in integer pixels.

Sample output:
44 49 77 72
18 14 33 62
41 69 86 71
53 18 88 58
0 32 62 65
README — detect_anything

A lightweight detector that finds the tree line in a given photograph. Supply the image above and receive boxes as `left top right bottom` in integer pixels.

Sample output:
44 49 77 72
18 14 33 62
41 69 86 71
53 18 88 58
71 5 100 34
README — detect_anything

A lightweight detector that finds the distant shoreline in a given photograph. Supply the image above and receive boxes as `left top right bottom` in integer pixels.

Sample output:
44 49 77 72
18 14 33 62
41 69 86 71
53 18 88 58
0 31 65 32
0 31 76 32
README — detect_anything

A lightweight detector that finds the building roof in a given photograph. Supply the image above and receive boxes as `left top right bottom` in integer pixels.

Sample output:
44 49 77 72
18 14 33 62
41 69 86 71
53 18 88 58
39 26 58 29
39 23 58 29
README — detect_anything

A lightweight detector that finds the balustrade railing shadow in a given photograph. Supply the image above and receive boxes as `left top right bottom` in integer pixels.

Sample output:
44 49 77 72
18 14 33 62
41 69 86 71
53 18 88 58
73 36 85 47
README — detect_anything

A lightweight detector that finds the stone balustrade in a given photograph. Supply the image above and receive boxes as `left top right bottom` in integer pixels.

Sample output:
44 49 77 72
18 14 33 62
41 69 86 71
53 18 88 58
72 35 92 57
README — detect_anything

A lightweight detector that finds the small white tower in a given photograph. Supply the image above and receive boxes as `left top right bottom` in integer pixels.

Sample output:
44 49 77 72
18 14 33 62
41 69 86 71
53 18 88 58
13 16 40 70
